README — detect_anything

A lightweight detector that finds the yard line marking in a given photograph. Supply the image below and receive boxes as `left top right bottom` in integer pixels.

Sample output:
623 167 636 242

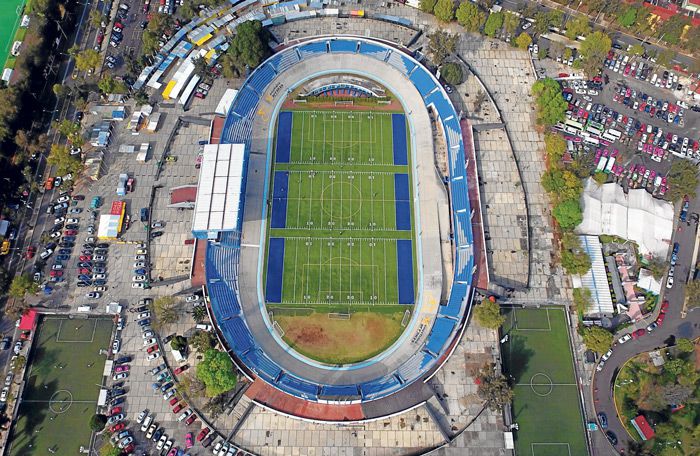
292 238 299 302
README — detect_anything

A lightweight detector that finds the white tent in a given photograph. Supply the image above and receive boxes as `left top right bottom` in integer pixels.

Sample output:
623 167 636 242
577 179 674 258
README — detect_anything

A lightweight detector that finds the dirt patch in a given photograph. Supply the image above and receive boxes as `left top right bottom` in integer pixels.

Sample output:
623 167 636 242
276 311 406 365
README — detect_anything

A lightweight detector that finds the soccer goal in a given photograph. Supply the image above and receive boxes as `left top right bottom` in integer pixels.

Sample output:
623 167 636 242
328 312 351 320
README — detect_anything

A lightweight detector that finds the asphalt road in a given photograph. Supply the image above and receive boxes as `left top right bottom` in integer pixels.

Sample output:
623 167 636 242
498 0 695 70
591 191 700 454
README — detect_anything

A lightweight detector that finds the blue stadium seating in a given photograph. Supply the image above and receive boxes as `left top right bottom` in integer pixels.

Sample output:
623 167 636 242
212 38 476 404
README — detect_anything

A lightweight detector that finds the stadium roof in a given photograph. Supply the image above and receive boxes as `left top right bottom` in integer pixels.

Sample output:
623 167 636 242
572 235 615 316
577 179 674 258
192 143 246 237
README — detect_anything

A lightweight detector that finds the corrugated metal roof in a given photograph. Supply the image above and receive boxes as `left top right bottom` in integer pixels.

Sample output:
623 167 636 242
577 235 615 315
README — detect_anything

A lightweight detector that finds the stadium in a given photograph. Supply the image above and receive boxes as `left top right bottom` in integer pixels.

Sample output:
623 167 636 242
197 36 477 421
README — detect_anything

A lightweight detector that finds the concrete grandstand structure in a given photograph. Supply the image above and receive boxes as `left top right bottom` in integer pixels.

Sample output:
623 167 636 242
200 36 479 421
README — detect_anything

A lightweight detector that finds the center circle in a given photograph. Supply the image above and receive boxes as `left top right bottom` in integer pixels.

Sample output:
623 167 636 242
321 180 363 220
49 389 73 414
530 373 553 397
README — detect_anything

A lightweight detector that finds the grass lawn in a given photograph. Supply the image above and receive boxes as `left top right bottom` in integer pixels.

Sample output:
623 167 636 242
9 317 114 456
264 109 416 362
275 310 406 364
501 307 587 456
0 0 25 69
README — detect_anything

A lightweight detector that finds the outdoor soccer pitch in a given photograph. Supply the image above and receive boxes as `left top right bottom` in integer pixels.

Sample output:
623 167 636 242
10 316 113 456
265 109 416 307
501 307 588 456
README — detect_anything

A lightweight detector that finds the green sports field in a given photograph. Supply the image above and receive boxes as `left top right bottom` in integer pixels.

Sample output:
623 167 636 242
0 0 26 69
10 316 113 456
264 109 416 363
501 307 587 456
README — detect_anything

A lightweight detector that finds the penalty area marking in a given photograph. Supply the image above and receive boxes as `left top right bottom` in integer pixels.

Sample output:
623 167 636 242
55 319 98 343
531 443 572 456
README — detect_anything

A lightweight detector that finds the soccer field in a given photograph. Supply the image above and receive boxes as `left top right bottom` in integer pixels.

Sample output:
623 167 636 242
501 307 587 456
10 316 113 456
0 0 26 69
265 110 416 307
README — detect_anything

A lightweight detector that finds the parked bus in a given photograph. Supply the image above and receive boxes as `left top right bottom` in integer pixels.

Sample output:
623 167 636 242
604 156 615 173
586 125 604 137
607 129 622 140
602 132 617 143
596 156 608 172
564 119 584 132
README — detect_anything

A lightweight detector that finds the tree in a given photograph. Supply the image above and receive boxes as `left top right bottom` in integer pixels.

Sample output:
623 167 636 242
54 119 82 144
203 395 227 419
531 78 567 126
90 413 108 432
221 20 270 78
11 355 26 374
473 298 505 329
565 16 590 40
666 160 698 202
656 15 689 45
192 56 209 78
99 443 122 456
75 49 101 72
475 362 513 411
427 31 458 66
47 144 82 176
592 171 608 185
544 131 566 165
190 330 216 351
196 349 238 397
98 75 127 94
628 44 645 56
561 233 591 275
541 169 582 202
441 62 463 85
170 335 187 352
433 0 455 22
152 296 179 329
515 32 532 50
9 274 39 299
617 6 639 27
656 49 677 67
675 338 695 353
483 11 504 37
192 305 207 323
572 288 591 313
179 372 206 397
419 0 437 13
582 326 613 353
685 280 700 309
503 12 519 35
579 31 611 76
456 2 486 32
52 83 68 97
89 10 106 28
553 199 583 230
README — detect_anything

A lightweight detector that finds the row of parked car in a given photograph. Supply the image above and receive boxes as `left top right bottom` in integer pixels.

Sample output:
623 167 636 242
613 84 690 127
105 355 134 452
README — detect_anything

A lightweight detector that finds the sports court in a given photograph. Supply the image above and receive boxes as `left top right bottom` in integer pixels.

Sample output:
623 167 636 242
0 0 26 69
501 307 587 456
265 110 416 307
10 316 113 456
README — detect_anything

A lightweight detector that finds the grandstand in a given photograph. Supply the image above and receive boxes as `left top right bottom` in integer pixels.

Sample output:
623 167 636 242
203 37 475 415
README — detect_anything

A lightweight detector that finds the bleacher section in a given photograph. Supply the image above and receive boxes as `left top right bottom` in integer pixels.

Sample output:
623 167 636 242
211 37 475 405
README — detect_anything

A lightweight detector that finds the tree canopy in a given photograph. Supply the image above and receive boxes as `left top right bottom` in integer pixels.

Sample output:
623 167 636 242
561 233 591 275
47 144 82 176
553 199 583 231
98 75 128 94
686 280 700 309
9 274 39 299
541 169 583 202
428 31 458 66
456 2 486 32
515 32 532 50
544 132 566 163
196 349 238 397
475 362 513 411
666 160 698 202
483 11 504 37
441 62 463 85
220 20 270 78
419 0 437 13
433 0 455 22
190 330 217 352
90 413 107 432
473 298 505 329
170 335 188 352
565 16 590 40
75 49 101 72
503 12 519 35
531 78 567 126
582 326 613 353
152 296 179 329
579 31 612 76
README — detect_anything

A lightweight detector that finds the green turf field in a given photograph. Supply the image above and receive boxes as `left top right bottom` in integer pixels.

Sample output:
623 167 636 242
266 110 415 306
10 316 114 456
0 0 26 70
501 307 587 456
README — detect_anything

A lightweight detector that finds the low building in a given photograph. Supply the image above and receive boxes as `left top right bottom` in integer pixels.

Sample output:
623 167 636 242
631 415 655 441
572 236 615 316
97 201 126 239
169 185 197 209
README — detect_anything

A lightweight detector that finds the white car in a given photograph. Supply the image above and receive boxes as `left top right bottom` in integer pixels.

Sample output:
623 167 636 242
85 236 96 243
113 372 129 380
54 217 65 225
601 349 613 362
112 339 121 353
143 338 157 346
137 410 149 425
57 196 70 203
147 351 161 361
156 435 167 450
163 389 176 400
142 330 155 339
94 286 107 292
185 295 200 303
138 311 151 319
136 248 148 255
67 218 79 224
596 360 605 372
178 409 192 422
94 255 106 261
50 231 61 239
133 275 147 282
522 21 532 30
618 334 632 344
93 273 106 280
0 387 8 401
666 275 674 289
145 423 157 439
135 255 146 261
134 262 146 268
132 283 146 289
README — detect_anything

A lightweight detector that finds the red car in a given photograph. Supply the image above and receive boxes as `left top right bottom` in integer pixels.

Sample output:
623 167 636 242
169 397 179 406
79 255 92 261
656 312 666 327
146 344 159 354
173 364 189 375
123 444 135 454
115 365 130 373
110 406 122 415
50 270 63 277
173 403 184 413
97 30 104 45
185 432 194 449
26 246 35 259
110 423 125 433
660 300 669 313
196 427 210 442
78 268 90 275
632 328 646 339
185 414 197 426
64 229 77 236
